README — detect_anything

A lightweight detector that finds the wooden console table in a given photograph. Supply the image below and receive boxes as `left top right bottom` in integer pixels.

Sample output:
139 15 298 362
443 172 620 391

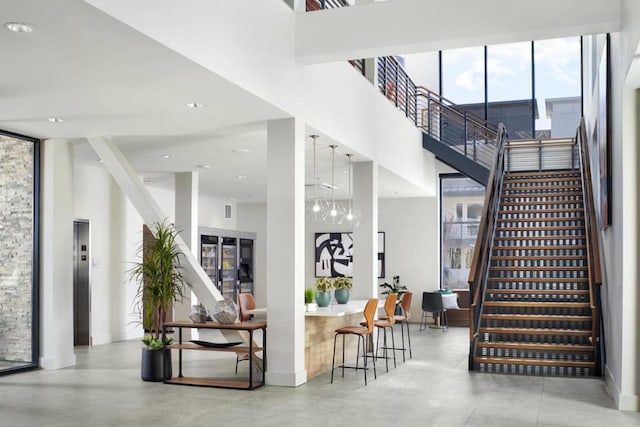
162 320 267 390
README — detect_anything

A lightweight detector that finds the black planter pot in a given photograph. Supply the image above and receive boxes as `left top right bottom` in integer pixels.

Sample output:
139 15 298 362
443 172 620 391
141 348 172 382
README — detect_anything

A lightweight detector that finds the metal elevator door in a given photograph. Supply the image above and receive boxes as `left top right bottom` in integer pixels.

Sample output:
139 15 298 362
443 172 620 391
73 221 91 346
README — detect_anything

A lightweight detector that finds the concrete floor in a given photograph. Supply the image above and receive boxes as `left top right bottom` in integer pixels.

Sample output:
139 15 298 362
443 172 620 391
0 326 638 427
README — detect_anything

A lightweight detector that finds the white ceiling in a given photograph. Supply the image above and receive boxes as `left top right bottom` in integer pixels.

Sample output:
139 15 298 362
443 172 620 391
1 0 429 202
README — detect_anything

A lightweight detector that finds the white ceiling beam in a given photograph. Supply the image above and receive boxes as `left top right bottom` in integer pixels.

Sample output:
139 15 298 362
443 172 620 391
296 0 622 64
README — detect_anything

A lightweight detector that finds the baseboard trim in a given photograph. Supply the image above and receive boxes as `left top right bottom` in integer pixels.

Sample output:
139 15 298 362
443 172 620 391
266 369 307 387
605 364 640 411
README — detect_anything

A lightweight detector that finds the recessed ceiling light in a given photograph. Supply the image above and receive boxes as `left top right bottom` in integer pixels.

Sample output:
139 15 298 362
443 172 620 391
233 148 251 153
143 179 153 184
4 22 35 33
48 117 63 123
162 154 171 159
197 164 210 169
236 175 247 180
186 102 204 109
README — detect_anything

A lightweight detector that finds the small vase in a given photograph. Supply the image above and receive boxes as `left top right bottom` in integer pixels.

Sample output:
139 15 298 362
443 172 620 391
334 289 350 304
315 291 331 307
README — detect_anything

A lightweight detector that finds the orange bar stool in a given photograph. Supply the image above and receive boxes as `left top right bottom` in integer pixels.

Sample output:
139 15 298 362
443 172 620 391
331 298 379 386
371 293 398 372
380 292 413 361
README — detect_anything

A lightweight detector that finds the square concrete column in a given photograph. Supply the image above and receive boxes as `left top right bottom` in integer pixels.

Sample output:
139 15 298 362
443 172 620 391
174 172 198 333
352 161 378 300
265 118 307 386
40 139 76 369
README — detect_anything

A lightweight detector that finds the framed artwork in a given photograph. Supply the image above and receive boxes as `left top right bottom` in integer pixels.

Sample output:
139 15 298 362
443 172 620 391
592 34 611 229
315 232 385 278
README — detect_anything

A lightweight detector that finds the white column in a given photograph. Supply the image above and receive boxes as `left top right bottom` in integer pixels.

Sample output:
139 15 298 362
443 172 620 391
40 139 76 369
265 118 307 386
174 172 199 333
352 161 378 300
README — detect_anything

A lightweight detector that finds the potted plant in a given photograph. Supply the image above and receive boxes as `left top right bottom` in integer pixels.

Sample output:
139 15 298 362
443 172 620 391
129 219 190 382
305 288 317 312
315 277 333 307
380 275 408 314
333 276 352 304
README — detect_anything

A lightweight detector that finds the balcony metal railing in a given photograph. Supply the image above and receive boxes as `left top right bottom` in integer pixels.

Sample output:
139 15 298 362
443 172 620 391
306 0 350 11
376 56 498 170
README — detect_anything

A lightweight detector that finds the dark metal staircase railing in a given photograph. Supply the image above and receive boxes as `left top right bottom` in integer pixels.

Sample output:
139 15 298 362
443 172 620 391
576 118 604 375
467 124 508 370
376 56 498 183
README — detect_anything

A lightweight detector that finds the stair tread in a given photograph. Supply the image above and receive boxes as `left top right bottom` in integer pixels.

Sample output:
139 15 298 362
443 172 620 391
479 327 592 336
502 200 583 206
491 255 587 261
481 313 592 321
474 356 595 367
483 301 591 308
476 341 594 351
503 185 581 192
496 225 584 231
487 277 589 283
494 235 586 241
496 218 585 223
499 208 584 214
492 245 586 250
504 177 581 184
485 289 589 295
503 191 583 199
490 266 587 271
505 170 580 178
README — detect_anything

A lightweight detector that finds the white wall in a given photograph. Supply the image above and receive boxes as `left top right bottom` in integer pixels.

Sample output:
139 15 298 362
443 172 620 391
582 12 640 408
377 197 439 321
72 154 246 344
72 161 130 345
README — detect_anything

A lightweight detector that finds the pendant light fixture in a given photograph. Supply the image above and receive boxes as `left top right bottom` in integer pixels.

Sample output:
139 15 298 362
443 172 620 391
305 135 328 221
325 144 345 225
344 153 360 227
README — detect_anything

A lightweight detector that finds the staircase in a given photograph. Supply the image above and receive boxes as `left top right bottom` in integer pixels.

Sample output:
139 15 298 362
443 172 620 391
467 123 603 378
473 169 596 376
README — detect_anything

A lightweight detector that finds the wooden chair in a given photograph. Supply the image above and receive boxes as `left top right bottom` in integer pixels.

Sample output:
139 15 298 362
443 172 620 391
381 292 414 361
331 298 379 385
238 293 256 322
371 294 397 372
235 293 256 372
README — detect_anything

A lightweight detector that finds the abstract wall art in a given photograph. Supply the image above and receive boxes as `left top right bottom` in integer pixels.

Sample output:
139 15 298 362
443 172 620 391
314 232 385 278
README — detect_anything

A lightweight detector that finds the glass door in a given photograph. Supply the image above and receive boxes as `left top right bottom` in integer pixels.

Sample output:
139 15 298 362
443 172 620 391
200 235 218 288
220 237 238 301
238 239 254 295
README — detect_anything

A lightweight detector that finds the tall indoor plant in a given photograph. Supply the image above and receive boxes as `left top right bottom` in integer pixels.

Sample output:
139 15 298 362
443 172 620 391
129 219 190 381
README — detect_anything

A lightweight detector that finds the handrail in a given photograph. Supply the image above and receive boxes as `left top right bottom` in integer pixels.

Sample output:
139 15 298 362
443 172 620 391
376 55 499 172
467 124 508 368
416 85 498 133
576 118 603 374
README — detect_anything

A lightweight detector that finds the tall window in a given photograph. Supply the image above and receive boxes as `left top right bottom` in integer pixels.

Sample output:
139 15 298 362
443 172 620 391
439 38 582 139
0 132 39 375
441 175 485 290
534 37 582 138
441 47 485 105
487 42 533 139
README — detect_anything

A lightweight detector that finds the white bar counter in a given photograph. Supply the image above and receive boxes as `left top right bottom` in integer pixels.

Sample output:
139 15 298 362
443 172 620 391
305 299 375 317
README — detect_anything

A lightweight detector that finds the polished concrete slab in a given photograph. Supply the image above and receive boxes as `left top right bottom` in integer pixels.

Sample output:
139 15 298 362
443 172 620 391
0 326 638 426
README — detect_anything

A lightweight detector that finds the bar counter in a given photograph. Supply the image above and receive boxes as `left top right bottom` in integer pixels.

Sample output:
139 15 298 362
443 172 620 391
305 300 373 379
